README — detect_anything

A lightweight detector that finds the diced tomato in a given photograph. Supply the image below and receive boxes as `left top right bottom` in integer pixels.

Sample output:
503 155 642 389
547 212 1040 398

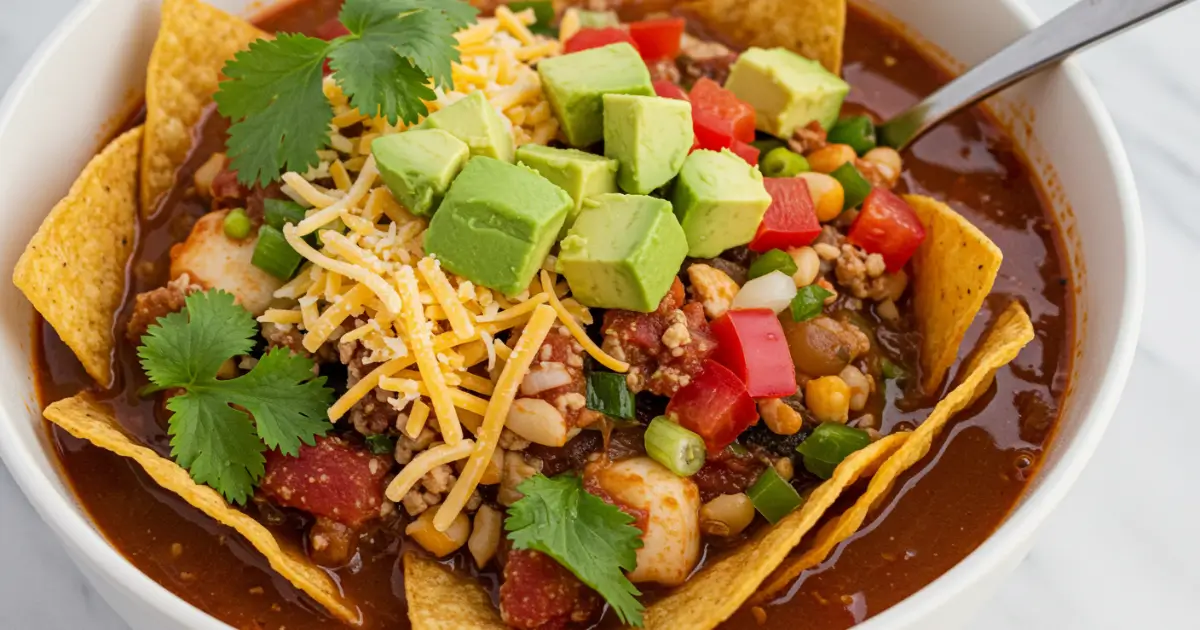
730 140 760 166
846 188 928 272
315 17 350 40
653 79 689 101
260 436 390 527
750 177 821 252
667 360 759 452
692 109 736 153
627 18 686 62
564 28 639 54
500 550 601 630
710 309 797 398
689 77 756 143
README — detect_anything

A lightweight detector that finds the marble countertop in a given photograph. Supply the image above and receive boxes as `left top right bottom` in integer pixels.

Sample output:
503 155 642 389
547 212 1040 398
3 0 1198 628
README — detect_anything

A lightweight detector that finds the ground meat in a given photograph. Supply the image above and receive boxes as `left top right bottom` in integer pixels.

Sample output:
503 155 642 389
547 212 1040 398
308 516 357 568
833 244 909 302
260 435 392 527
125 274 200 343
677 33 737 86
262 321 307 356
522 328 599 428
343 343 400 435
211 162 282 219
789 121 828 154
500 550 601 630
647 57 681 83
691 446 767 502
393 427 437 465
601 278 717 397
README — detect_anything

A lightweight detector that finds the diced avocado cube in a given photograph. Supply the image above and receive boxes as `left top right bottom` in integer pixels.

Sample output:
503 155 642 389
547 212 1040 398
515 144 619 227
671 149 772 258
557 194 688 312
537 43 654 148
419 91 516 162
371 129 470 217
603 94 693 195
425 157 572 296
724 47 850 137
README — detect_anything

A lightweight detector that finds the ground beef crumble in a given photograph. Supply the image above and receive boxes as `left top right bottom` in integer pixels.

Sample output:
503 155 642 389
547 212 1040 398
125 274 201 343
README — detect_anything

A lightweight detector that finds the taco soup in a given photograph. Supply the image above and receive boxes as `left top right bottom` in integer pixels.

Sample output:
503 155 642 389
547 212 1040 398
21 0 1071 629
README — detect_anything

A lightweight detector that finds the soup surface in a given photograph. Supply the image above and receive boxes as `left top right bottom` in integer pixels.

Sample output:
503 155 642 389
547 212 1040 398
34 1 1072 628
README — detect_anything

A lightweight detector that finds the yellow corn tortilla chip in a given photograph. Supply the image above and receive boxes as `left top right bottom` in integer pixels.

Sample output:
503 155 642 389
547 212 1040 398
756 301 1034 602
142 0 266 214
640 431 909 630
680 0 844 73
906 194 1003 394
404 553 507 630
13 127 142 387
43 395 359 625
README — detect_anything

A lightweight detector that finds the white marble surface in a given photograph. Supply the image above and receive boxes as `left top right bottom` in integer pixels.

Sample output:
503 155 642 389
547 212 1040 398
3 0 1200 628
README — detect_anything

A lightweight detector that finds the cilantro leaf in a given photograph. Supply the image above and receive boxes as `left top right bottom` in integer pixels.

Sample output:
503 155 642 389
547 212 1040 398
138 290 333 503
506 474 645 626
327 36 437 127
789 284 834 322
215 34 333 187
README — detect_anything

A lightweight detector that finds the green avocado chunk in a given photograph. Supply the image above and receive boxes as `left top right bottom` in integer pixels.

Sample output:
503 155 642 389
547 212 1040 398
537 43 653 148
724 47 850 136
557 193 688 312
603 94 693 195
419 91 515 162
425 156 572 296
671 149 772 258
515 144 619 231
370 129 470 217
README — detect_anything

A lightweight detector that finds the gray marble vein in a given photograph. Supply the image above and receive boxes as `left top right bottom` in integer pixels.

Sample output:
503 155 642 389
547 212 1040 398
2 0 1199 628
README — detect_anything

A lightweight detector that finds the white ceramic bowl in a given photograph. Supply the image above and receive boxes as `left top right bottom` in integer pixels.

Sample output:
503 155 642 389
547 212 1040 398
0 0 1143 628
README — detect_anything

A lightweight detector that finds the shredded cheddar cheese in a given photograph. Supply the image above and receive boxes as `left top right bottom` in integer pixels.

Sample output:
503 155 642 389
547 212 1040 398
405 399 431 439
384 439 476 502
540 270 629 373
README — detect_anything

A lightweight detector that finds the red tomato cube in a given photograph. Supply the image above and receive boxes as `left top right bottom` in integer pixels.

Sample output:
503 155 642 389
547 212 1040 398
693 109 736 152
653 79 689 101
730 140 760 166
667 360 759 452
564 28 640 54
750 178 821 252
261 436 391 527
689 77 756 143
628 18 686 62
847 188 928 272
710 309 797 398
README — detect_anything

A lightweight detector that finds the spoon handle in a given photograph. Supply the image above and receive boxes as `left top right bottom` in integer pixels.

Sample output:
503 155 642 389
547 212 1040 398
879 0 1193 149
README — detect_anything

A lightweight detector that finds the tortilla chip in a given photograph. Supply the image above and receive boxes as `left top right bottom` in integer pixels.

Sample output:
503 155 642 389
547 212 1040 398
756 301 1034 602
906 194 1003 394
13 127 142 387
404 554 507 630
680 0 844 73
43 395 359 625
141 0 265 214
640 431 909 630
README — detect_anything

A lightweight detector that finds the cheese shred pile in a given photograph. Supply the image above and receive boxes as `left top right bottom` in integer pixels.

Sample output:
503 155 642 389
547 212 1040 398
256 10 631 529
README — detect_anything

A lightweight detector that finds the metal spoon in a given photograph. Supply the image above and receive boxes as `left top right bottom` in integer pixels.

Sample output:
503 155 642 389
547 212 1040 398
879 0 1194 150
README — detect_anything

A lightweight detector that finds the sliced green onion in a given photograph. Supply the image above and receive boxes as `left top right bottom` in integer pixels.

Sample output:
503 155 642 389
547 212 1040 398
726 443 750 457
827 116 877 155
509 0 557 35
222 208 252 240
747 466 803 523
789 284 834 322
881 358 908 381
252 224 303 280
751 138 786 155
365 434 396 455
830 162 872 210
586 371 636 421
761 147 810 178
577 9 620 28
796 423 872 479
748 249 799 280
645 416 707 477
263 198 307 230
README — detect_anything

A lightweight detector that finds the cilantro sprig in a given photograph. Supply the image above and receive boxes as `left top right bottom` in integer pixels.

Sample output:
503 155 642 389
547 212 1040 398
137 290 333 504
215 0 479 186
506 473 646 626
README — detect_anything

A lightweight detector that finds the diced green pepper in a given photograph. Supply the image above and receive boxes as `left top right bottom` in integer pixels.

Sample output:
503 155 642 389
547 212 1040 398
796 423 872 479
827 115 877 155
509 0 557 36
586 371 636 420
830 162 872 210
747 466 803 523
749 249 799 280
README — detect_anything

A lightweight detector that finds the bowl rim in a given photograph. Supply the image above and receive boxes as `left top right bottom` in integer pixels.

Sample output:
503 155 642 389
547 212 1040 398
0 0 1144 628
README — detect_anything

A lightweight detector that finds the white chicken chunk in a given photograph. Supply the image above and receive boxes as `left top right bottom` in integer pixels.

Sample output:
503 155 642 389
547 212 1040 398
170 210 283 315
588 457 701 586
